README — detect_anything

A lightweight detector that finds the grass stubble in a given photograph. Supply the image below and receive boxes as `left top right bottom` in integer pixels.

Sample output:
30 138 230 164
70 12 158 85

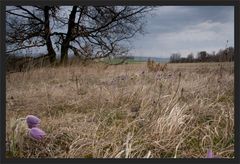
5 62 234 158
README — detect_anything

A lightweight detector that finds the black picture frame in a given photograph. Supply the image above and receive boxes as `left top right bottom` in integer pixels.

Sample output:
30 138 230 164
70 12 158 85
0 1 239 164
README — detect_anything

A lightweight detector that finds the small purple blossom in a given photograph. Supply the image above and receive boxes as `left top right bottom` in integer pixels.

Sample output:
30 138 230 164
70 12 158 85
207 149 214 158
29 127 46 140
26 115 41 128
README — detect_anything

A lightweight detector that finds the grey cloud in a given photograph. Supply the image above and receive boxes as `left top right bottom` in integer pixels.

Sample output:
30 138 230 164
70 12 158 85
130 6 234 58
144 6 233 34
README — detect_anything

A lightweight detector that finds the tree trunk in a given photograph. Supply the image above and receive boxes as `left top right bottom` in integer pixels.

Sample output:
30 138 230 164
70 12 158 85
60 6 78 65
44 6 56 65
60 43 69 65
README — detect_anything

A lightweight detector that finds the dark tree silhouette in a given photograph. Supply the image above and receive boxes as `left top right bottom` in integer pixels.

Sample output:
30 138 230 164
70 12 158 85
197 51 207 62
169 53 181 63
6 6 58 64
187 53 194 62
6 6 152 65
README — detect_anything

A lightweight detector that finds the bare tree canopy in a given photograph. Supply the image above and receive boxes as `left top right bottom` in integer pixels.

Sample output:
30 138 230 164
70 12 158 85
6 6 152 65
6 6 58 63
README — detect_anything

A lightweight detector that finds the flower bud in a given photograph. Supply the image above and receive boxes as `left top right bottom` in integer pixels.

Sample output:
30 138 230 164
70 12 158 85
29 127 46 140
26 115 41 129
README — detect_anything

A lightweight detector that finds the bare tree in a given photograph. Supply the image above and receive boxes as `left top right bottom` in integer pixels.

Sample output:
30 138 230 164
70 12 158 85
6 6 58 64
55 6 151 64
197 51 207 62
6 6 152 65
170 53 181 63
187 53 194 62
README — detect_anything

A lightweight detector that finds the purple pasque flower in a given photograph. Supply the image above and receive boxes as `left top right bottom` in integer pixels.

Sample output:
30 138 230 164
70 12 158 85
28 127 46 140
207 149 214 158
26 115 41 128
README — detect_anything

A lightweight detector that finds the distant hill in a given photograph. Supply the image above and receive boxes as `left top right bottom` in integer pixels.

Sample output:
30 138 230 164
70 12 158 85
104 56 170 64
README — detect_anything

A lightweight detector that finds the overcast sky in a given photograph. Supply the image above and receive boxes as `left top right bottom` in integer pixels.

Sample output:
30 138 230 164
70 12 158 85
129 6 234 58
7 6 234 59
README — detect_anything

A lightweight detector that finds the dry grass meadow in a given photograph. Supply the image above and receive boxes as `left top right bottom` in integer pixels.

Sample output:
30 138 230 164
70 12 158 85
6 61 234 158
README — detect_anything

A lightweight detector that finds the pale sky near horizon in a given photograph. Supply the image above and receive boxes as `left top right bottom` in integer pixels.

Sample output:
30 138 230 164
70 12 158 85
129 6 234 58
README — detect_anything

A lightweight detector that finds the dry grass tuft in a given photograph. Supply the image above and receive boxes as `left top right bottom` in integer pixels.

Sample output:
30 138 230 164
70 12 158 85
147 59 167 72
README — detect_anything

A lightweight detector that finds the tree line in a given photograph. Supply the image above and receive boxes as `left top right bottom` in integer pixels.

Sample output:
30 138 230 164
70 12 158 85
169 47 234 63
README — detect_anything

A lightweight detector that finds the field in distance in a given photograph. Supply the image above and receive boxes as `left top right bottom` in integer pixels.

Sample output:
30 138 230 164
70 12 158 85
6 62 234 158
